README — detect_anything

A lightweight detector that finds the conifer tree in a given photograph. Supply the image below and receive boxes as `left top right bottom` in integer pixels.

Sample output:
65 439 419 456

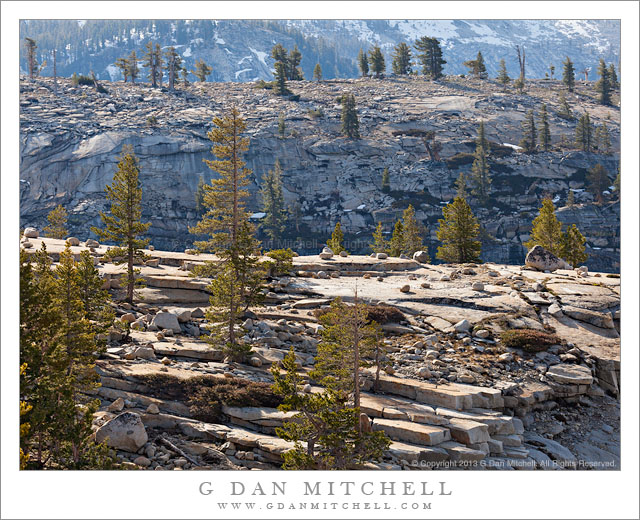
357 48 369 76
561 224 588 267
288 45 303 80
391 42 412 75
575 112 593 152
562 56 575 92
115 56 130 82
341 93 360 139
595 123 611 153
20 245 113 469
455 172 468 199
368 46 386 78
127 50 139 83
414 36 446 79
436 196 481 263
271 44 288 65
143 41 162 87
278 112 286 138
496 58 511 89
538 104 551 152
190 109 264 361
313 63 322 81
587 163 609 204
608 63 619 89
24 37 38 79
595 58 612 106
181 67 189 86
525 198 563 256
193 58 212 82
515 45 526 91
44 204 68 239
92 146 150 304
370 222 389 254
260 159 287 243
381 167 390 192
164 46 182 90
470 122 491 203
463 51 487 78
389 220 405 257
327 222 345 254
519 109 537 153
566 190 575 207
557 93 573 120
273 61 289 96
401 205 425 256
195 175 206 214
613 170 620 199
550 64 555 80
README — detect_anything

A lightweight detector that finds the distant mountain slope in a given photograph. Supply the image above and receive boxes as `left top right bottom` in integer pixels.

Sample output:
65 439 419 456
19 19 619 82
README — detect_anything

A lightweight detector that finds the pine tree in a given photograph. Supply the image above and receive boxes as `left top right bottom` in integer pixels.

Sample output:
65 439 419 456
278 112 286 138
496 58 511 89
271 43 288 65
562 56 575 92
143 41 160 87
470 122 491 203
515 45 526 91
414 36 446 79
181 66 189 86
389 220 405 257
538 104 551 152
164 46 182 90
391 42 412 75
436 196 481 263
566 190 575 207
595 123 611 153
595 58 612 106
608 63 619 89
260 159 287 243
557 93 573 120
189 109 264 361
20 245 114 469
368 46 386 78
24 37 38 79
381 167 390 192
313 63 322 81
115 56 130 82
273 61 288 96
193 59 212 82
91 146 150 304
195 175 206 214
463 51 487 78
550 64 555 80
519 109 537 153
370 222 389 253
587 163 609 204
575 112 593 152
288 45 303 80
401 205 425 256
127 50 139 83
43 204 68 239
525 198 563 256
561 224 588 267
327 222 345 254
341 93 360 139
357 48 369 76
455 172 468 199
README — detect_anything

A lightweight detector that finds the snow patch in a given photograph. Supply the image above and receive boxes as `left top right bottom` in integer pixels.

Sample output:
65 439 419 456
235 68 252 79
249 47 269 67
214 33 225 45
77 20 86 28
183 47 192 58
106 64 120 82
388 20 458 42
502 143 523 151
237 55 253 66
250 212 266 219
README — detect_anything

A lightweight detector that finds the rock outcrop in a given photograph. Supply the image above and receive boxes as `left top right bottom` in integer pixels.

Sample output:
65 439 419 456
20 76 620 271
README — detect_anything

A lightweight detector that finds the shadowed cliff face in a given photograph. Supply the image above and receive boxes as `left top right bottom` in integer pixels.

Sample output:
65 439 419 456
20 75 620 271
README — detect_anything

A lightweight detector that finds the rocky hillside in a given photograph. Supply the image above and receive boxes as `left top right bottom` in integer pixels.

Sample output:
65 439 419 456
20 236 622 471
20 19 620 81
20 74 620 271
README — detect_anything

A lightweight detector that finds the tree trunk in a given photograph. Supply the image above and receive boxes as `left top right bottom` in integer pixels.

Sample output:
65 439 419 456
127 245 134 304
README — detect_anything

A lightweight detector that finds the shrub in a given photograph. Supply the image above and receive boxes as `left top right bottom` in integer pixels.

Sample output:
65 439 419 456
72 74 94 86
606 273 620 278
445 152 475 169
500 328 561 353
146 115 158 126
314 303 404 324
490 143 515 158
307 108 324 119
264 248 295 277
138 373 282 423
254 79 274 90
